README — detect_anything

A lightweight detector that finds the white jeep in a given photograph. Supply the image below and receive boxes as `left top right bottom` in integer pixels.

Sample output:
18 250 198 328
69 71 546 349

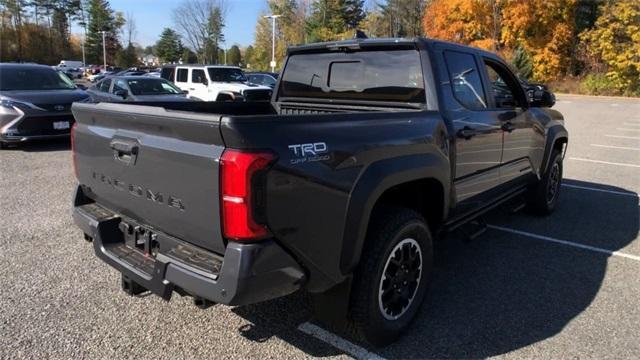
160 65 272 102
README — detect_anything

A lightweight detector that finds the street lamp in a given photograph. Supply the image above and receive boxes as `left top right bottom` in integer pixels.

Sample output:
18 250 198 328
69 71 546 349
263 14 281 73
100 31 107 69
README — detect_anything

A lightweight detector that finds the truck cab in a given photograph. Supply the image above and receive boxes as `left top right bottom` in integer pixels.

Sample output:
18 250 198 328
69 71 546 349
160 65 272 102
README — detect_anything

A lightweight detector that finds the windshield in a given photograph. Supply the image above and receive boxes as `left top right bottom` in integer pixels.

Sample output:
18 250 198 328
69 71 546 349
207 68 247 83
127 78 182 95
0 67 76 91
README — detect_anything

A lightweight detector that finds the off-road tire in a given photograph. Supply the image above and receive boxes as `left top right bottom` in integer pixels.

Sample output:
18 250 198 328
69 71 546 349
526 149 563 215
348 207 433 347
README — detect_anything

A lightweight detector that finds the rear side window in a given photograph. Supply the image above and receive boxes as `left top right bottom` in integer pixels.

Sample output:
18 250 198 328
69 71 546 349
98 79 112 92
443 51 487 110
192 69 206 83
280 49 425 103
160 67 175 81
176 68 188 83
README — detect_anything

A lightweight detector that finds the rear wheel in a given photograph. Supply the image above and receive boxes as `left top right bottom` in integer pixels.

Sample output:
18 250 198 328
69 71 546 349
348 207 433 346
527 149 563 215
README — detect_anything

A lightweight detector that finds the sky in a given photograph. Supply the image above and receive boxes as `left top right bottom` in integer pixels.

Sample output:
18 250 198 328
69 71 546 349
73 0 270 48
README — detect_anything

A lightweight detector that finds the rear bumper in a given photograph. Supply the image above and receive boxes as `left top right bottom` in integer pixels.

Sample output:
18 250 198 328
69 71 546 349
72 192 306 306
0 133 69 143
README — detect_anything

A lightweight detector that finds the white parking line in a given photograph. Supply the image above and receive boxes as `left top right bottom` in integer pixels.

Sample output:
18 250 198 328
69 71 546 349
562 183 638 197
298 322 387 360
487 225 640 262
623 123 640 127
569 157 640 168
616 128 640 132
605 135 640 140
591 144 640 151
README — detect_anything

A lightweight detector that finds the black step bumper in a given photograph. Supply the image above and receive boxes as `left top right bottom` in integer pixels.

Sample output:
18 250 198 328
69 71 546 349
72 195 306 306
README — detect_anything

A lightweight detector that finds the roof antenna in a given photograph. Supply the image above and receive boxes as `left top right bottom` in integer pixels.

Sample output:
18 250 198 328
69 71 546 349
354 30 368 39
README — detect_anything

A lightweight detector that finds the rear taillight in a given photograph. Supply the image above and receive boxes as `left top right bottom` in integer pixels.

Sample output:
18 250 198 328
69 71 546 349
220 149 275 241
71 122 78 179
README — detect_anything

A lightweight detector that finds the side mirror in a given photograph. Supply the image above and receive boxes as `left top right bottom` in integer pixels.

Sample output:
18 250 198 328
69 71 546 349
202 79 209 86
530 89 555 108
76 84 87 90
182 90 189 95
114 89 128 99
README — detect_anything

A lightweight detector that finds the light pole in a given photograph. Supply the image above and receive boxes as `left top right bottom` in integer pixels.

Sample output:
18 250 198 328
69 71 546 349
263 14 281 73
100 30 107 69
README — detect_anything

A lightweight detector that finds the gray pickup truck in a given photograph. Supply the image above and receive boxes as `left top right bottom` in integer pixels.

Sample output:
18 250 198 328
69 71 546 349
71 37 567 346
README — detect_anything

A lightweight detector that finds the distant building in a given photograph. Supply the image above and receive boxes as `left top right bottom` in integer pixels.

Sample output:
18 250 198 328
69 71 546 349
140 54 159 66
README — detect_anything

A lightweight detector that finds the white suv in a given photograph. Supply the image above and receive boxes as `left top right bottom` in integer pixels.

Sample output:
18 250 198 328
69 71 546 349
160 65 272 102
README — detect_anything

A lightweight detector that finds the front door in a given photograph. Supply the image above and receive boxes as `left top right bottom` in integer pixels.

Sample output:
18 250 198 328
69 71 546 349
190 68 209 101
441 49 504 204
480 59 540 184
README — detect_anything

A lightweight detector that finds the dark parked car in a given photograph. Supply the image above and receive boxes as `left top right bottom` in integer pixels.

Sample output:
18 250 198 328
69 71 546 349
0 63 88 148
87 76 193 102
246 72 279 88
71 38 564 346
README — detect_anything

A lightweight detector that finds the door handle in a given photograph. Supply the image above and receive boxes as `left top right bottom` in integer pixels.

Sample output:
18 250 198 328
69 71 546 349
189 88 195 90
501 122 515 133
110 139 139 165
457 126 477 140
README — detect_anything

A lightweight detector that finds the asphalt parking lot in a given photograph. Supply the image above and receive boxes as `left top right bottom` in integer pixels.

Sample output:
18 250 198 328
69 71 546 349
1 94 639 359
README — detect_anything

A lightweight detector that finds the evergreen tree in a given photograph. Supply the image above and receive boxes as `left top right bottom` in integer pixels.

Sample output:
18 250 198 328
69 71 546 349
84 0 122 65
227 44 241 66
115 42 137 68
243 45 254 69
155 27 181 63
512 45 533 80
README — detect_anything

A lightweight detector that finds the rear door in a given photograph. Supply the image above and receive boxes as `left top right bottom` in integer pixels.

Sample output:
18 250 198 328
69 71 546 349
72 103 227 254
440 49 503 203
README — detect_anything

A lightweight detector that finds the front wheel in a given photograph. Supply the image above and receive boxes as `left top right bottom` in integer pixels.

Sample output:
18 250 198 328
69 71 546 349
527 149 563 215
348 207 433 346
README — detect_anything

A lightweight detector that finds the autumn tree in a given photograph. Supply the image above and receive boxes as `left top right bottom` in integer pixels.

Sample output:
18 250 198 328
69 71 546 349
423 0 496 50
580 0 640 95
252 0 307 71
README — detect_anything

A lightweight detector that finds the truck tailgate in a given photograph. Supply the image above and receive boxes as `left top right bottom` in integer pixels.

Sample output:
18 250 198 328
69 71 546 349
72 103 226 254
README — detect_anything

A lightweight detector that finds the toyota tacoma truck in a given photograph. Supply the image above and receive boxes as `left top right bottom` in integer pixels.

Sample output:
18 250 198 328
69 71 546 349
71 38 567 346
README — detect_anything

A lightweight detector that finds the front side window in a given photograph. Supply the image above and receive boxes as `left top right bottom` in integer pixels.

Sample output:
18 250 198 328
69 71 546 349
280 49 425 103
112 79 127 93
484 61 522 108
176 68 188 82
0 67 77 91
444 51 487 110
192 69 207 84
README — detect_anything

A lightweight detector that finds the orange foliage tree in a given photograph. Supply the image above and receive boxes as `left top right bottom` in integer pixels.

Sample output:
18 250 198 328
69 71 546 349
423 0 498 51
423 0 576 82
501 0 576 82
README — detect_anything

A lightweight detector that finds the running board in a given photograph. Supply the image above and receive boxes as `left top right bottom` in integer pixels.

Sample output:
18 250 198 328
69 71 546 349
442 185 528 234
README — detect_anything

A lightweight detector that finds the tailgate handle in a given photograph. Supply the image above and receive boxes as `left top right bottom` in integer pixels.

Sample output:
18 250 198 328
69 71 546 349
110 139 139 165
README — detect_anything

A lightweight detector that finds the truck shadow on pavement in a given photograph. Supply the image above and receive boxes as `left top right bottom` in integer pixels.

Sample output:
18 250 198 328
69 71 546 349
234 179 638 359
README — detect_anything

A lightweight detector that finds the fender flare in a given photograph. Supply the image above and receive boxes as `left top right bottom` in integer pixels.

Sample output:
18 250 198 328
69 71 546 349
541 125 568 175
339 152 450 274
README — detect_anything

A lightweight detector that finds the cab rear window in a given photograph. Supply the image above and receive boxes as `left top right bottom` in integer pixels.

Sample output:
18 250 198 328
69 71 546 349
279 50 425 103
